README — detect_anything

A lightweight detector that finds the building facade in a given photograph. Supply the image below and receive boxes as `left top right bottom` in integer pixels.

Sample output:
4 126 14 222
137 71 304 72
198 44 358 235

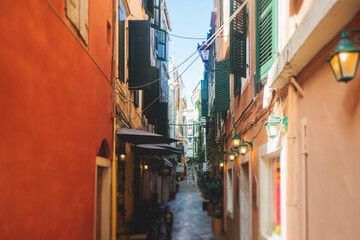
202 0 360 239
0 0 114 239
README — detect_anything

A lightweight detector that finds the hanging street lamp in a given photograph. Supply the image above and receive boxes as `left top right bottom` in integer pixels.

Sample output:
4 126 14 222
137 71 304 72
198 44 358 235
119 153 127 161
197 42 210 63
265 114 282 138
239 140 253 155
327 29 360 83
232 133 241 148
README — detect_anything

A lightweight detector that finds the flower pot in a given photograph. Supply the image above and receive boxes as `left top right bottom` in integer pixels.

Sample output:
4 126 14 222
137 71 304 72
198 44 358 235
201 192 205 198
207 203 213 217
212 217 223 236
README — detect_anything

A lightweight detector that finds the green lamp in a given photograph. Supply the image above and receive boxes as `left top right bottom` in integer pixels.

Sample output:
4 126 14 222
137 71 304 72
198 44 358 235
327 29 360 83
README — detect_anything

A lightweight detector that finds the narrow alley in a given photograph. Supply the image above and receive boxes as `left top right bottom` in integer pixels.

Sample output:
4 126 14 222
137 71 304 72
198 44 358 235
154 181 226 240
1 1 360 240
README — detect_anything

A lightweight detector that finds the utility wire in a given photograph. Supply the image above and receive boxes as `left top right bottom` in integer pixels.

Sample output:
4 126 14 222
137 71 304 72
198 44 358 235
128 1 240 89
168 33 230 40
131 0 249 119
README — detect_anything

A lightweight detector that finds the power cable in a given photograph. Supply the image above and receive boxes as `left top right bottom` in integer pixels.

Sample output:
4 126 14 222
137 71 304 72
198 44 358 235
131 0 249 119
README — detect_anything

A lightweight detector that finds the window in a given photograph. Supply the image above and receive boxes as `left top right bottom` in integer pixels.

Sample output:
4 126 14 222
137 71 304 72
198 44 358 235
215 60 230 113
230 0 247 78
65 0 89 44
118 0 125 82
227 162 234 218
257 0 277 81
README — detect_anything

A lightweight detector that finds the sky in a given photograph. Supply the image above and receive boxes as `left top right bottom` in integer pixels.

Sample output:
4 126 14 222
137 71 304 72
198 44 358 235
166 0 214 108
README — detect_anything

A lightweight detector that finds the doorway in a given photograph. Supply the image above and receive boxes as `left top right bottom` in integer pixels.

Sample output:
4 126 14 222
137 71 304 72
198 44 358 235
95 156 111 240
240 161 250 240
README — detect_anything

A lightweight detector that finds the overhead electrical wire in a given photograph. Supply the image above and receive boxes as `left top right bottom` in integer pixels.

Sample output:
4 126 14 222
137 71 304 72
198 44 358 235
128 0 246 89
130 0 249 120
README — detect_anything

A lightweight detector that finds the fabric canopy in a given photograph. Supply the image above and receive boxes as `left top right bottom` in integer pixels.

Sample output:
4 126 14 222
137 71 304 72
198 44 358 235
134 144 179 156
154 143 181 152
116 127 178 144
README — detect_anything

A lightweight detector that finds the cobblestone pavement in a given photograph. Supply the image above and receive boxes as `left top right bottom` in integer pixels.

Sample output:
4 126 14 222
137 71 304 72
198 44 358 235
155 181 227 240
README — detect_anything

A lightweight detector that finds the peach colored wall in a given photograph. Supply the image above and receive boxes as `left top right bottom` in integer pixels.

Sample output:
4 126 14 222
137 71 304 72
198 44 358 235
0 0 113 239
289 13 360 240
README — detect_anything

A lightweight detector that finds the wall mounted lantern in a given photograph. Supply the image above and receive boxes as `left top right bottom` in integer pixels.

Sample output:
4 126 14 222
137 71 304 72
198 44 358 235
327 29 360 83
265 114 288 138
265 114 282 138
219 161 224 168
119 153 127 161
144 164 149 170
232 133 241 148
239 140 253 155
228 151 236 161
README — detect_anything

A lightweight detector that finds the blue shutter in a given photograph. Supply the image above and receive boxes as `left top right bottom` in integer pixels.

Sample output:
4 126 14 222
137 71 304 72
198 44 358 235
215 60 230 112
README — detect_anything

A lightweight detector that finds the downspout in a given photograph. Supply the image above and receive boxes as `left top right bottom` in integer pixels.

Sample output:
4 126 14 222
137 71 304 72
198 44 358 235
111 0 118 239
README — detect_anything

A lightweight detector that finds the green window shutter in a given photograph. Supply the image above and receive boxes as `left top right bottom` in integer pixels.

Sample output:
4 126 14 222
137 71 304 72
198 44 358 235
258 0 277 81
201 80 208 117
234 75 241 96
145 0 154 18
128 20 151 90
156 29 167 61
215 60 230 112
143 67 159 124
230 0 247 78
157 102 169 136
118 20 125 82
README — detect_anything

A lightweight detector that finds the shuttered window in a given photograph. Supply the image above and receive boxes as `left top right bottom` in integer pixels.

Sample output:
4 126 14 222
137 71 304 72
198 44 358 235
145 0 154 18
143 67 159 124
258 0 277 81
66 0 89 44
128 20 151 90
215 60 230 113
230 0 247 78
157 102 169 136
118 2 125 82
201 80 208 117
234 75 241 96
155 29 167 61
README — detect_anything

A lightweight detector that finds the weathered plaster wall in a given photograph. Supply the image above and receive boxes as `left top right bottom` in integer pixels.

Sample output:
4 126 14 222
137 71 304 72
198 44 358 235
0 0 113 239
291 14 360 240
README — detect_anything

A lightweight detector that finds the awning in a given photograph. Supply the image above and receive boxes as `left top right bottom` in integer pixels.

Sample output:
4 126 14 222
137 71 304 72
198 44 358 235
116 127 178 144
133 144 175 156
154 143 181 153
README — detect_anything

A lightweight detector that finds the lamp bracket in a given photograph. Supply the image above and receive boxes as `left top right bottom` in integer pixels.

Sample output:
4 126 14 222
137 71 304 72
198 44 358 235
243 140 253 150
346 29 360 45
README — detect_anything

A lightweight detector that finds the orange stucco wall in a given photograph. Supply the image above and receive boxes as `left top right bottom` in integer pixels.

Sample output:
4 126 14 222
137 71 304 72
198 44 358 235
289 13 360 240
0 0 113 239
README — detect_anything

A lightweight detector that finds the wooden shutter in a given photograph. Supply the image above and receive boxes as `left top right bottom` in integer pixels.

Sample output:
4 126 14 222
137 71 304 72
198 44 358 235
118 20 125 82
128 20 151 90
215 60 230 113
143 67 159 124
79 0 88 44
134 90 139 108
201 80 208 117
145 0 154 18
66 0 80 29
234 75 241 96
156 29 167 61
258 0 277 80
230 0 247 78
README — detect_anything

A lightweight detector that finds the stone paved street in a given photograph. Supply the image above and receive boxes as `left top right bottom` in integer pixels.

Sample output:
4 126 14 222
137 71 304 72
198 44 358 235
155 181 227 240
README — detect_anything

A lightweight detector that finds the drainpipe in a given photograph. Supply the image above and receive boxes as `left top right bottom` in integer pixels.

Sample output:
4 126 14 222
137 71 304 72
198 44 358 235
111 0 118 239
